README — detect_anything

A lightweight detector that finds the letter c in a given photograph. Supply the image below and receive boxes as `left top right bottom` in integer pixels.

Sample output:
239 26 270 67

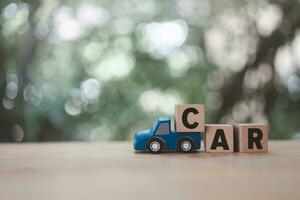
182 108 199 129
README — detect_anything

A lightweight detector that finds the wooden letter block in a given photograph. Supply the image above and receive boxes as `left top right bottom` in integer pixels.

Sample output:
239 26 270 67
233 124 268 153
205 124 234 152
175 104 205 132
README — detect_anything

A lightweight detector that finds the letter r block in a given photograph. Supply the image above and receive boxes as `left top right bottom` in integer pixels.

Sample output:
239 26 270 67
175 104 205 132
205 124 234 152
233 124 268 153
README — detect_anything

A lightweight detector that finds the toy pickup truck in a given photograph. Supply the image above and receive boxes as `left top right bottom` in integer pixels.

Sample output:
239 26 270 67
133 117 202 153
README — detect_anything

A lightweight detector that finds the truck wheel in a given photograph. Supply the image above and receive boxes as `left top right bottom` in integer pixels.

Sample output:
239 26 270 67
178 138 194 153
148 138 165 153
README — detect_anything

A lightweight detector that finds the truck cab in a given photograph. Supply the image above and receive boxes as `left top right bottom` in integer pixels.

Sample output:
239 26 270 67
133 117 201 153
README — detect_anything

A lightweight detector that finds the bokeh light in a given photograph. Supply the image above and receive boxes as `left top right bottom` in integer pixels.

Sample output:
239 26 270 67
0 0 300 142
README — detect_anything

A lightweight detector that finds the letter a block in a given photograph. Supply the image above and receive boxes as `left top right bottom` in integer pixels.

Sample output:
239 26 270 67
233 124 268 152
175 104 205 132
205 124 234 152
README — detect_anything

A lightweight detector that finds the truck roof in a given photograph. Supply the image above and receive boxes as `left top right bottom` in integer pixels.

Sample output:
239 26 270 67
157 117 170 122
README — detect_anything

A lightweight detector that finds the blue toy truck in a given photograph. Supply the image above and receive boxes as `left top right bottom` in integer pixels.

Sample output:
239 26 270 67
133 117 202 153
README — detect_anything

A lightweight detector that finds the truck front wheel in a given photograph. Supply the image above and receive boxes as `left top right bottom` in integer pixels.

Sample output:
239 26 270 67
178 138 194 153
148 138 165 153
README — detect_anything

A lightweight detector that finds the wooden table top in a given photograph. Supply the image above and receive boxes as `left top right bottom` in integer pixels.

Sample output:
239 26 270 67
0 141 299 200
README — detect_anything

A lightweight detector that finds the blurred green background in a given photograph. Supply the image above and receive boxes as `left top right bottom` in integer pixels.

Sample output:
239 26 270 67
0 0 300 142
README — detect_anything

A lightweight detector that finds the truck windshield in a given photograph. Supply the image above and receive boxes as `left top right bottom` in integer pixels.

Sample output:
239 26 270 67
153 120 159 131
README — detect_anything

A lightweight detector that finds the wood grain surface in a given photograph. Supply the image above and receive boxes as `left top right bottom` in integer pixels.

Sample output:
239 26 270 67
0 141 299 200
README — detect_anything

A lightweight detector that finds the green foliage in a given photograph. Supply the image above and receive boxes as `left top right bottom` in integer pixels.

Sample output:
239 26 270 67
0 0 300 142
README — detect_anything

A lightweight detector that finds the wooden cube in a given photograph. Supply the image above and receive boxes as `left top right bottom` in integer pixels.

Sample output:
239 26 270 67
175 104 205 132
233 124 268 153
205 124 234 152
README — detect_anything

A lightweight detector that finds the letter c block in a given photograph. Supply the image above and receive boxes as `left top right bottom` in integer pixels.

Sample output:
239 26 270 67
175 104 205 132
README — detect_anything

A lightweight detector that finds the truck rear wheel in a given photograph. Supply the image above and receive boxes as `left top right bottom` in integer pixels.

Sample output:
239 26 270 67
148 138 165 153
178 138 194 153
